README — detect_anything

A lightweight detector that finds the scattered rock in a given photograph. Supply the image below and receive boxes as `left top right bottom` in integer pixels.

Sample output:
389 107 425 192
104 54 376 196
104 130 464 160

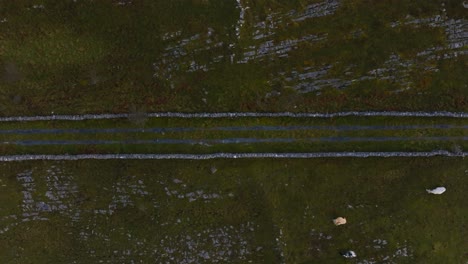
333 217 347 226
210 166 218 174
426 187 446 194
341 250 357 258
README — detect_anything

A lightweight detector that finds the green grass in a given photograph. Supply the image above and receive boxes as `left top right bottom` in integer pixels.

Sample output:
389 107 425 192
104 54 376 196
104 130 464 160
0 158 466 263
0 1 466 263
0 0 466 115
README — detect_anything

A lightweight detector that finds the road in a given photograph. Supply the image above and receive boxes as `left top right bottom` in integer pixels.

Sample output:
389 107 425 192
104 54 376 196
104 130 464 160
1 111 467 160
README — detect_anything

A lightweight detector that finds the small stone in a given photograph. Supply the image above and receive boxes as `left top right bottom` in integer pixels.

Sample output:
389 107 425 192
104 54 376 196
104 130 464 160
333 217 347 226
426 187 446 194
210 166 218 174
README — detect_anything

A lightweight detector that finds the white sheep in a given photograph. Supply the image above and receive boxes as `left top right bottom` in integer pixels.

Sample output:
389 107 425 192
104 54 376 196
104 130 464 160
426 187 446 194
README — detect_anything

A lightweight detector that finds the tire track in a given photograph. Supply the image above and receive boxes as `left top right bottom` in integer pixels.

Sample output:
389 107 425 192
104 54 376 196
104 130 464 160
3 136 468 146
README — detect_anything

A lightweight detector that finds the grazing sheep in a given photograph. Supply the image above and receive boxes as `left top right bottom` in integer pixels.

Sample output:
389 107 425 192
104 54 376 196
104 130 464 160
426 187 446 194
333 217 347 226
341 250 357 258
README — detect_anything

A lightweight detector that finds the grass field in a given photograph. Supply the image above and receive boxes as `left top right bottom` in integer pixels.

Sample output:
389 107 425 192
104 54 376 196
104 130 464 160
0 0 467 115
0 158 467 263
0 0 467 263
